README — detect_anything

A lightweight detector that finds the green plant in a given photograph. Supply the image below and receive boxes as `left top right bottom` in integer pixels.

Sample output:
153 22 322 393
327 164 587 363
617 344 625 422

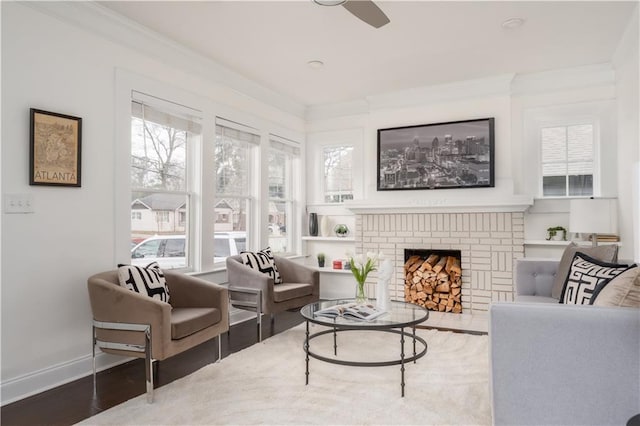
546 226 567 241
317 252 325 262
334 224 349 237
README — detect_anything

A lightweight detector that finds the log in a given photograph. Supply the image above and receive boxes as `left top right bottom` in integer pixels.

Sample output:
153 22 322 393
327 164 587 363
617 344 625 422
418 259 432 272
433 257 447 274
445 256 455 274
425 300 438 310
452 304 462 313
406 256 422 273
435 282 450 293
450 258 462 275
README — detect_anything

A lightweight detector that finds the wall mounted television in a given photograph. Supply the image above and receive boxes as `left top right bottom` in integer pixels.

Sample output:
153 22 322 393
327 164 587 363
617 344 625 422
377 117 495 191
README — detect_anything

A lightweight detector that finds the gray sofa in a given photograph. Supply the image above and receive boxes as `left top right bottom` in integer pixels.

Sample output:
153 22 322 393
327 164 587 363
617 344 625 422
489 258 640 425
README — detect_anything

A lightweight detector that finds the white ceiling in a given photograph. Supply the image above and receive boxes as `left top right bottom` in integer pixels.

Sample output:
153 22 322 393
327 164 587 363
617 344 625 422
100 1 636 108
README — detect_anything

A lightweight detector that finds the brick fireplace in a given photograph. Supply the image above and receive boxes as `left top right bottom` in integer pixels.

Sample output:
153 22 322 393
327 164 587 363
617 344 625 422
354 211 525 314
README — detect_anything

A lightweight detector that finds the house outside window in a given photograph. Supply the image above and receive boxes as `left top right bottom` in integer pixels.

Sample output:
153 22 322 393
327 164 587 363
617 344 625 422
268 137 300 254
214 119 258 263
130 93 200 269
324 145 353 203
541 123 594 197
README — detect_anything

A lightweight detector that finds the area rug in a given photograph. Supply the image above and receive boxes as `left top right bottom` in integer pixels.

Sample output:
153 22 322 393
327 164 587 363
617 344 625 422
79 324 491 425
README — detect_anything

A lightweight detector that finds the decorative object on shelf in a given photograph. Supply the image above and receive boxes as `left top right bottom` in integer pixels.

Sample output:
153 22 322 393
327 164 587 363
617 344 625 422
30 108 82 187
349 252 382 304
377 117 494 191
308 213 318 237
334 223 349 237
343 259 351 270
569 198 618 247
332 259 343 270
376 258 393 311
320 215 332 237
317 252 325 268
546 226 567 241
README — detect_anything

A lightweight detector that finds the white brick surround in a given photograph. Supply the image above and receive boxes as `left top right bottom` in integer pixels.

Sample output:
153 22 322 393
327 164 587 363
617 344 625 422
355 212 525 313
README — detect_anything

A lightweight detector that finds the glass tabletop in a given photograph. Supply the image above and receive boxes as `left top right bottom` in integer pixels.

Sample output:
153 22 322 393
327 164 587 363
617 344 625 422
301 299 429 328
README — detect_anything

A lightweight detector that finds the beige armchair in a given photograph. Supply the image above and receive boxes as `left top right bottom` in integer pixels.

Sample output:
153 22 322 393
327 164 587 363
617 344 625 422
87 270 228 403
226 255 319 341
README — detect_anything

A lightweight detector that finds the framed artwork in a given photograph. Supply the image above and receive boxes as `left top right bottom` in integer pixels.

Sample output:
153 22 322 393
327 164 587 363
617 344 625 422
30 108 82 187
377 117 495 191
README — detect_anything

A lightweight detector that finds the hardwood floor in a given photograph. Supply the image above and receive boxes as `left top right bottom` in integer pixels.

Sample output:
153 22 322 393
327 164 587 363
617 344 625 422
1 311 304 426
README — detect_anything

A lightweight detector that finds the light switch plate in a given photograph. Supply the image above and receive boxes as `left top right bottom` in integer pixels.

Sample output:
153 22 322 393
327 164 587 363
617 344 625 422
4 194 34 214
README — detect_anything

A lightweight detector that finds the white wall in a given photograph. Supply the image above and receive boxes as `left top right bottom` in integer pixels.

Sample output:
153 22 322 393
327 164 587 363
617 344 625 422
613 7 640 262
305 65 632 260
1 2 303 404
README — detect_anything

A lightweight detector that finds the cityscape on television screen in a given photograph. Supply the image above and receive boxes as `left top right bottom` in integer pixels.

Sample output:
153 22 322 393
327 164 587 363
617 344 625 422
378 120 493 190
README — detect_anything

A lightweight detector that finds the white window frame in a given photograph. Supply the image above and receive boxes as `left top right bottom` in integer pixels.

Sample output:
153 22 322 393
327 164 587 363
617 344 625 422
115 69 304 271
523 101 615 200
538 119 599 198
268 135 301 255
213 117 260 265
307 129 363 205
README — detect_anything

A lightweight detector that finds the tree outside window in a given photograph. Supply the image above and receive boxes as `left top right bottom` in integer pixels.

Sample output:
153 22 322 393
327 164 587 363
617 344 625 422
130 97 198 269
324 146 353 203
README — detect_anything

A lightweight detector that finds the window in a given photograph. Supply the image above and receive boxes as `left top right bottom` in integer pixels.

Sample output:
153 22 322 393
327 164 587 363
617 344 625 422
214 119 258 263
155 211 170 223
130 93 201 269
541 124 594 197
268 137 300 254
323 146 353 203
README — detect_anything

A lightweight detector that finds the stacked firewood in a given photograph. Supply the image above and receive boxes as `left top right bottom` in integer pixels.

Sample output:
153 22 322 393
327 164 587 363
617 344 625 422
404 254 462 313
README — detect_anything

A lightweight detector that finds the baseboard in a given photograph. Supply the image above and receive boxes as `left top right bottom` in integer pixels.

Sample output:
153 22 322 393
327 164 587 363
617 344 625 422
1 352 130 406
3 312 255 406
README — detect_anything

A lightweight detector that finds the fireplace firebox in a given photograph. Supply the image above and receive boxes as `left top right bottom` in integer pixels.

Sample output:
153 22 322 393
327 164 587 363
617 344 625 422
404 249 462 313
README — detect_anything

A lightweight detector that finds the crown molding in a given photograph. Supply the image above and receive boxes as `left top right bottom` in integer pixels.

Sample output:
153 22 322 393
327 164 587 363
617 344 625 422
613 5 639 68
24 1 306 119
305 99 370 122
305 74 515 121
511 63 615 96
366 74 515 110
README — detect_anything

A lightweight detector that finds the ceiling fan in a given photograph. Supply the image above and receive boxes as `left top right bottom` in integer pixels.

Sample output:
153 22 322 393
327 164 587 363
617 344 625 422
313 0 390 29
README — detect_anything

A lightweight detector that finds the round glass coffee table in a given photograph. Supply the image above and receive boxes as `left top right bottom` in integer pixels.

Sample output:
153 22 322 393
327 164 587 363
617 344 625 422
300 299 429 397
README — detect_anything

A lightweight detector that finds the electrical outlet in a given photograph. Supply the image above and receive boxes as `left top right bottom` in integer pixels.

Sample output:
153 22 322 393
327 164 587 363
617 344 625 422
4 194 34 214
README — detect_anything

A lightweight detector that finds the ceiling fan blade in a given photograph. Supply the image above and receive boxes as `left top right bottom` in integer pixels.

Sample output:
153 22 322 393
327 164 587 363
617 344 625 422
342 0 390 28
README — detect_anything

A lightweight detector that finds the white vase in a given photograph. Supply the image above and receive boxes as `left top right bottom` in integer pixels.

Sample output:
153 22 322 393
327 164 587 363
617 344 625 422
376 259 393 311
320 215 332 237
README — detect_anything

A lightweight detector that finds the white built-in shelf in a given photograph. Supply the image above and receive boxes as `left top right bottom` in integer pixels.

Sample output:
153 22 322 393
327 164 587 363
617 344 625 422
302 236 355 242
524 239 573 246
524 240 617 247
315 267 352 274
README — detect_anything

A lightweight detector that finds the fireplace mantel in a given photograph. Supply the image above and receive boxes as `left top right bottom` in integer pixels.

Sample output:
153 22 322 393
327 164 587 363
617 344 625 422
344 195 533 214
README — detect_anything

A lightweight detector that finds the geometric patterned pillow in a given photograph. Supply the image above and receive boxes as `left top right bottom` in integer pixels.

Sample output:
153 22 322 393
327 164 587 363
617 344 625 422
117 261 170 303
240 247 282 284
559 253 631 305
